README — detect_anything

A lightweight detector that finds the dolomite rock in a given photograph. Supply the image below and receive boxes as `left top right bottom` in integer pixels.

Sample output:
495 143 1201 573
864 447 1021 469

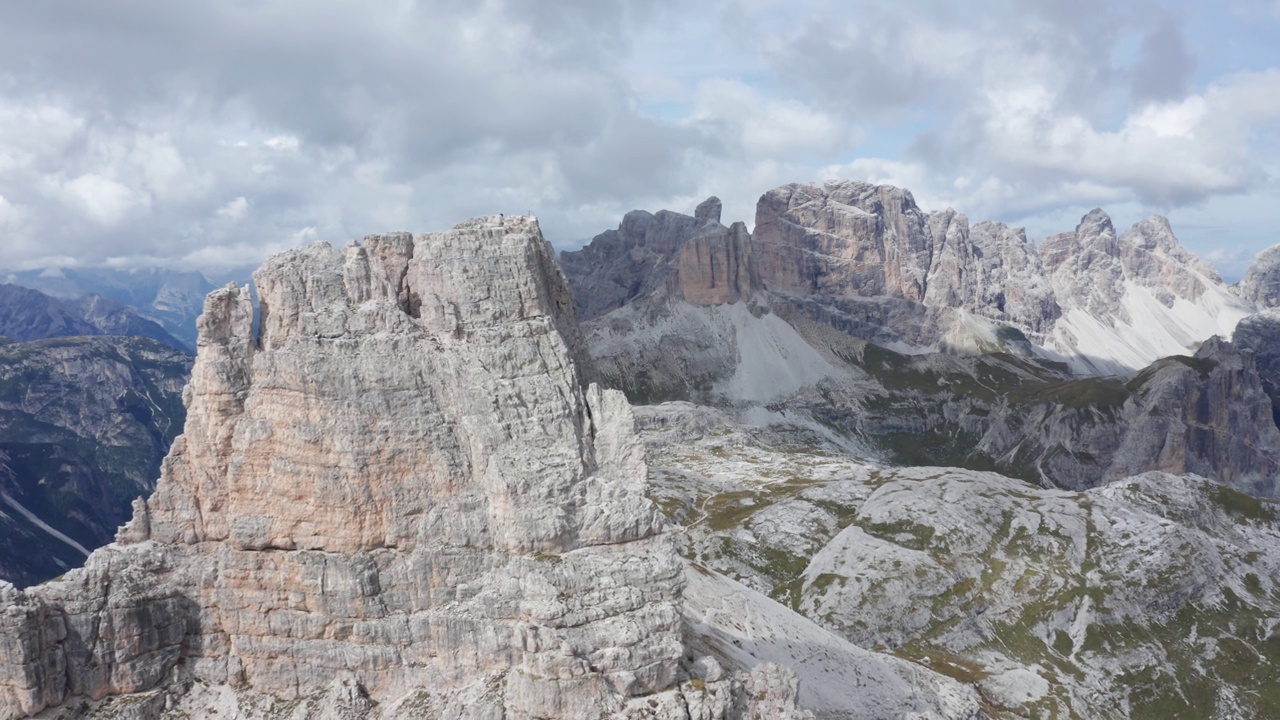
1042 210 1253 373
676 221 757 306
1042 208 1126 321
1237 243 1280 308
1231 308 1280 426
752 180 934 301
560 199 757 321
563 183 1251 387
924 212 1060 337
694 196 722 224
0 216 808 719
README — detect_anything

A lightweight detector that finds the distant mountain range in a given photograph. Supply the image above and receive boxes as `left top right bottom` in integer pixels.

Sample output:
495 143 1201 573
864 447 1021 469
562 181 1258 378
0 284 193 586
0 284 188 352
3 265 254 350
0 335 190 587
560 181 1280 498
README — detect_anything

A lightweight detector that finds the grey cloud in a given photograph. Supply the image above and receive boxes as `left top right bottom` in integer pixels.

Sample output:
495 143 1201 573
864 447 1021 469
0 1 671 164
0 0 715 269
764 7 945 117
1130 20 1197 104
760 0 1170 122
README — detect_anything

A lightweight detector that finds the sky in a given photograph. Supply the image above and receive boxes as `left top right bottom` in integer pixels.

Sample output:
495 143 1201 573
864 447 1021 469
0 1 1277 280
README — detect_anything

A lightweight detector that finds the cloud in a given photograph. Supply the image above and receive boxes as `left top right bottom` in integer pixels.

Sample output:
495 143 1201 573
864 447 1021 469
56 174 147 226
1131 20 1197 103
0 0 1275 275
688 79 854 160
217 196 250 221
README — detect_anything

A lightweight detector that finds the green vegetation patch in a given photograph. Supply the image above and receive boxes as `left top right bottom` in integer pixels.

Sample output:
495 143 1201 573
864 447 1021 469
1206 483 1277 522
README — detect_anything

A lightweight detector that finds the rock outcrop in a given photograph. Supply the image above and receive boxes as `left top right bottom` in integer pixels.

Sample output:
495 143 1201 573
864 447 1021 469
676 221 757 307
1237 243 1280 308
1232 308 1280 424
560 201 759 321
924 212 1060 336
0 217 808 719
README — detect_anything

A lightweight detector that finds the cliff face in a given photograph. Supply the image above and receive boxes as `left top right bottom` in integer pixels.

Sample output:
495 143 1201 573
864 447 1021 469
752 181 934 301
0 217 807 719
562 181 1252 380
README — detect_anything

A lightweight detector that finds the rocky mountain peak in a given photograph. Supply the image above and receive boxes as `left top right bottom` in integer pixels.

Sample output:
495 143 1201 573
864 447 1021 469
1078 207 1118 251
695 195 722 224
147 217 614 557
560 200 760 320
753 180 933 302
1237 243 1280 308
1 216 806 718
1119 214 1224 305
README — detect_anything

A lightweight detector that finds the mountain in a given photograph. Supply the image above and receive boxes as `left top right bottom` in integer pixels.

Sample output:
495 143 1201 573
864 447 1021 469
560 182 1280 498
565 180 1254 378
554 183 1280 716
0 220 879 719
5 208 1279 718
0 284 189 352
1235 243 1280 308
0 336 190 587
2 266 233 350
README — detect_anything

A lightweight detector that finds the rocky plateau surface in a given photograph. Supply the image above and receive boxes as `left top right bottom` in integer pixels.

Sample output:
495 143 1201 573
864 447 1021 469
637 402 1280 719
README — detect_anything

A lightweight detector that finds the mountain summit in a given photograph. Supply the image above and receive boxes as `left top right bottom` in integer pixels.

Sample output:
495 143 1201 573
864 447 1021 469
0 217 813 718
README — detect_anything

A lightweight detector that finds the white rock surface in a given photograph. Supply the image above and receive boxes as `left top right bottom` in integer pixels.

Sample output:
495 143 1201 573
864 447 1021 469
637 403 1280 718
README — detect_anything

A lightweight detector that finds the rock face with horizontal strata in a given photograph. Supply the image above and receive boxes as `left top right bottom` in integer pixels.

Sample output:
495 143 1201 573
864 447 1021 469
0 216 808 719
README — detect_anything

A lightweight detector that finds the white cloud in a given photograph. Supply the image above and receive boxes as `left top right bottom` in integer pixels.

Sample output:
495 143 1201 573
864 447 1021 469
0 194 22 229
962 69 1280 205
689 78 853 160
264 135 300 151
217 196 249 220
0 0 1274 277
57 173 147 226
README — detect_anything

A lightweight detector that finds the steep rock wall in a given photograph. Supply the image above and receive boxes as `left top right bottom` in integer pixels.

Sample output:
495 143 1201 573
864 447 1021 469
0 217 805 719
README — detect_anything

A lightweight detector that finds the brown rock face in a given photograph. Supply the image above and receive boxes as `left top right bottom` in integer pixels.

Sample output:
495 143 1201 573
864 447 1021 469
752 180 934 301
0 217 809 719
677 221 758 306
560 198 760 319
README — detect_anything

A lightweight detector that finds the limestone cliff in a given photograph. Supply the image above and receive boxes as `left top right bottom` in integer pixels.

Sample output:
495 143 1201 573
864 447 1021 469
0 217 808 719
560 199 758 321
752 181 933 302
